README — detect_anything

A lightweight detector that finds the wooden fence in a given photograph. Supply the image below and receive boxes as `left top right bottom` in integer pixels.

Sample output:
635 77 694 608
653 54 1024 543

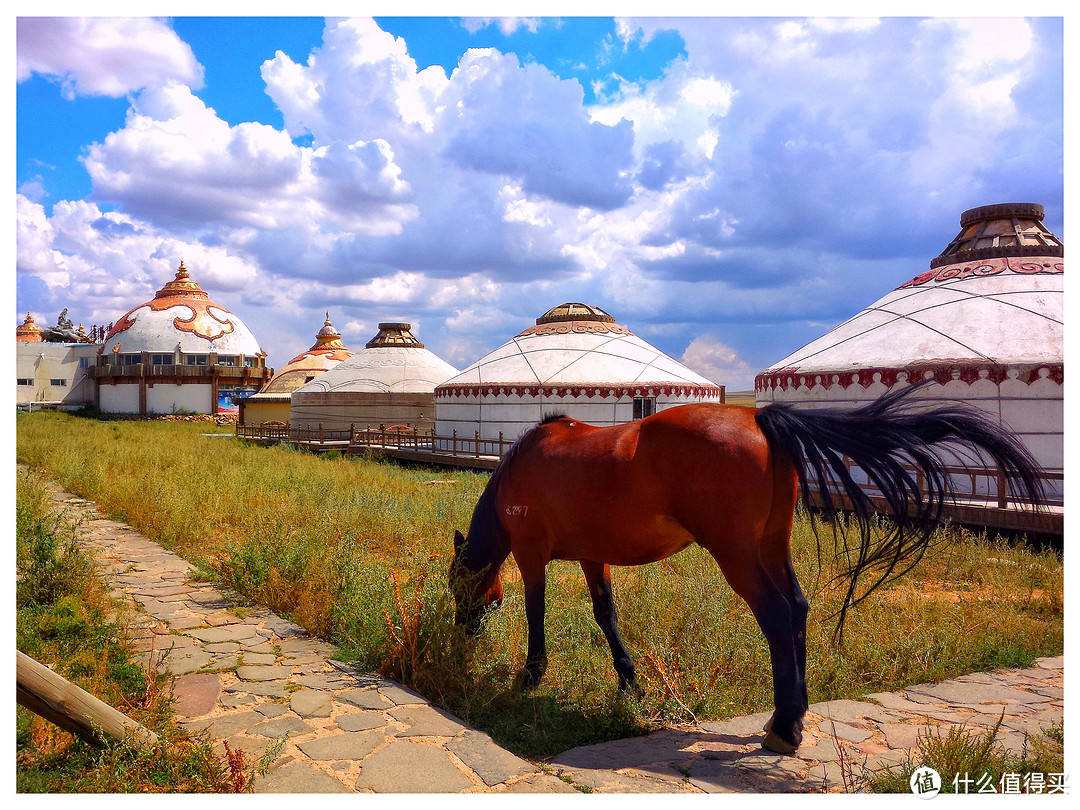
236 422 514 460
235 420 1061 532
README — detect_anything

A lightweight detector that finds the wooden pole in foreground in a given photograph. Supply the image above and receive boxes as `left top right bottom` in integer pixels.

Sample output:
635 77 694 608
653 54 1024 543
16 650 159 748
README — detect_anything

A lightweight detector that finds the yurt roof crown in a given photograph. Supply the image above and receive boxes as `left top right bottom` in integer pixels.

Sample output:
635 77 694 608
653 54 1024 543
366 322 425 348
930 203 1063 268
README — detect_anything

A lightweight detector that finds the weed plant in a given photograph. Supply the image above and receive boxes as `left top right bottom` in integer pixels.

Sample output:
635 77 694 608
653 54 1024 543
16 412 1064 759
15 469 238 793
868 719 1065 794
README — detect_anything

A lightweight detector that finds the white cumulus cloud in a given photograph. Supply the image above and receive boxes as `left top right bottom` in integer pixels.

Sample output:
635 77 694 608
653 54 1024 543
17 17 203 98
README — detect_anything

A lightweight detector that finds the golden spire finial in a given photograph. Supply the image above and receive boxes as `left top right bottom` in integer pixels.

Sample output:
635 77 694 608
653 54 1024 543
325 311 332 325
177 260 189 280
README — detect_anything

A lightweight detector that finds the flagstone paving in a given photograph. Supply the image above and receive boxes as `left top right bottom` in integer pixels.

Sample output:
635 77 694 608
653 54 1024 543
31 472 1063 793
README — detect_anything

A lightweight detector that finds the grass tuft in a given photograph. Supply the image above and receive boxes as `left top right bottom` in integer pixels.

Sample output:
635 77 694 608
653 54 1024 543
868 718 1064 794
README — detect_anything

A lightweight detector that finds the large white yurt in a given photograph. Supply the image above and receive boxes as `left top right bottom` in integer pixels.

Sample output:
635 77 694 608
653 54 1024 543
239 313 353 426
94 261 271 414
289 322 458 432
435 302 725 443
755 202 1063 496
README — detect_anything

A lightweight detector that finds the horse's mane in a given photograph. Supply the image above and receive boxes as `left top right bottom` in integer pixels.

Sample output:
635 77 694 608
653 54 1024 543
460 420 546 571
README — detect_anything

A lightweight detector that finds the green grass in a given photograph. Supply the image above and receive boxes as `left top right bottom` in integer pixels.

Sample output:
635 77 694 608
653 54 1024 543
15 469 240 793
16 411 1064 759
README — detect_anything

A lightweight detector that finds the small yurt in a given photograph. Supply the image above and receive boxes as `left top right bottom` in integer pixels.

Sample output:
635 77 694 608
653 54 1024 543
755 202 1063 493
240 313 353 427
435 302 725 443
94 261 271 414
289 322 458 433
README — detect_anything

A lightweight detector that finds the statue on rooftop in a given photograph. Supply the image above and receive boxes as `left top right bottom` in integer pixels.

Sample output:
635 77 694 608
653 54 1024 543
41 308 93 343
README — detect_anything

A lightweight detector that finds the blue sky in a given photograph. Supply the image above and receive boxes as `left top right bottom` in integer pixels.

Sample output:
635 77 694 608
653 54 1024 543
15 13 1065 390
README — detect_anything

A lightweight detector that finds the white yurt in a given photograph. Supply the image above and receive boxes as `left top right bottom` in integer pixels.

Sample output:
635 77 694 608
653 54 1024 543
289 322 458 432
94 261 271 414
755 202 1063 494
239 313 353 426
435 302 725 443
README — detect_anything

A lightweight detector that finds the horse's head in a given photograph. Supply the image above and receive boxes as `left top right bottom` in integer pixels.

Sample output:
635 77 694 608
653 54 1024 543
450 529 503 635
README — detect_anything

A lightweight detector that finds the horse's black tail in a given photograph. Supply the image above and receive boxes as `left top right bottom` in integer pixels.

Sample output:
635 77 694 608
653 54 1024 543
754 384 1048 640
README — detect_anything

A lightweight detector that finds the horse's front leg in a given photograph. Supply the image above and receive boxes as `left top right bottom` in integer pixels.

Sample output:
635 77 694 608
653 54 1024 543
580 560 642 697
517 560 548 690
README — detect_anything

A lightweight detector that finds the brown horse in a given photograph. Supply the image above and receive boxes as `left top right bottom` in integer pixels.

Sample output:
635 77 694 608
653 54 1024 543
449 385 1046 753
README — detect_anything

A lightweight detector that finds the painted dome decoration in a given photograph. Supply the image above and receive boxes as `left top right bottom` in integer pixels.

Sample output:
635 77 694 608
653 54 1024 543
100 261 264 357
435 302 724 441
293 323 458 395
16 312 43 342
258 313 353 395
755 202 1063 476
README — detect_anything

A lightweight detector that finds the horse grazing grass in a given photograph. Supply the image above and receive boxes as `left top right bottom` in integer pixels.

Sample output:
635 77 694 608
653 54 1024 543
450 386 1047 754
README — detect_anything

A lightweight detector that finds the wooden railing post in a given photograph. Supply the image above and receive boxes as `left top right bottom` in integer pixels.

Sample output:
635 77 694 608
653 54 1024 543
452 429 458 456
997 467 1009 509
17 650 159 748
475 430 481 458
499 432 504 458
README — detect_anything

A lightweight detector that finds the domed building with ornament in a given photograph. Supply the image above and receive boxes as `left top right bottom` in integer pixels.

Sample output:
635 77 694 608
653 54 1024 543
289 322 458 433
91 261 272 414
239 313 353 427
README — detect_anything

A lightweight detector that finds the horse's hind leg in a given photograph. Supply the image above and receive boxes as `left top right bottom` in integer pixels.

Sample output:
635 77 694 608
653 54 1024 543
785 560 809 714
750 573 806 754
707 549 806 753
581 560 642 697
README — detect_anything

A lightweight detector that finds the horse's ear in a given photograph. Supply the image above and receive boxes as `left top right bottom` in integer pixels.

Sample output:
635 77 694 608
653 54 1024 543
453 530 465 550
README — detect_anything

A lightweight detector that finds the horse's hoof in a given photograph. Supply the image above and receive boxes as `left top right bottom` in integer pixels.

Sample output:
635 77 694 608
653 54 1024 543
762 728 800 755
764 711 803 735
517 667 544 692
619 679 645 700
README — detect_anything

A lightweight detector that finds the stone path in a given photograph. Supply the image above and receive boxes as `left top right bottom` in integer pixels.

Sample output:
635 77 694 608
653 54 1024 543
33 473 1063 793
546 660 1064 792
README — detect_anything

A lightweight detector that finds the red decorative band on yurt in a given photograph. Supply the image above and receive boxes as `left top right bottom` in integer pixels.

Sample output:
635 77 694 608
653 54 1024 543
436 383 724 399
898 256 1063 289
755 363 1064 392
514 320 634 338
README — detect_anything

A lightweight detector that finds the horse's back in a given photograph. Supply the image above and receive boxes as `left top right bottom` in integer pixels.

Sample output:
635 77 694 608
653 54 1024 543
496 404 788 565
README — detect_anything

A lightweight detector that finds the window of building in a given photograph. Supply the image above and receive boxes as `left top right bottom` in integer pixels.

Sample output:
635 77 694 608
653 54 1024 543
243 357 256 367
633 396 656 420
17 378 33 386
121 353 141 365
78 357 90 368
185 354 209 366
50 378 67 387
217 355 237 366
151 354 174 365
